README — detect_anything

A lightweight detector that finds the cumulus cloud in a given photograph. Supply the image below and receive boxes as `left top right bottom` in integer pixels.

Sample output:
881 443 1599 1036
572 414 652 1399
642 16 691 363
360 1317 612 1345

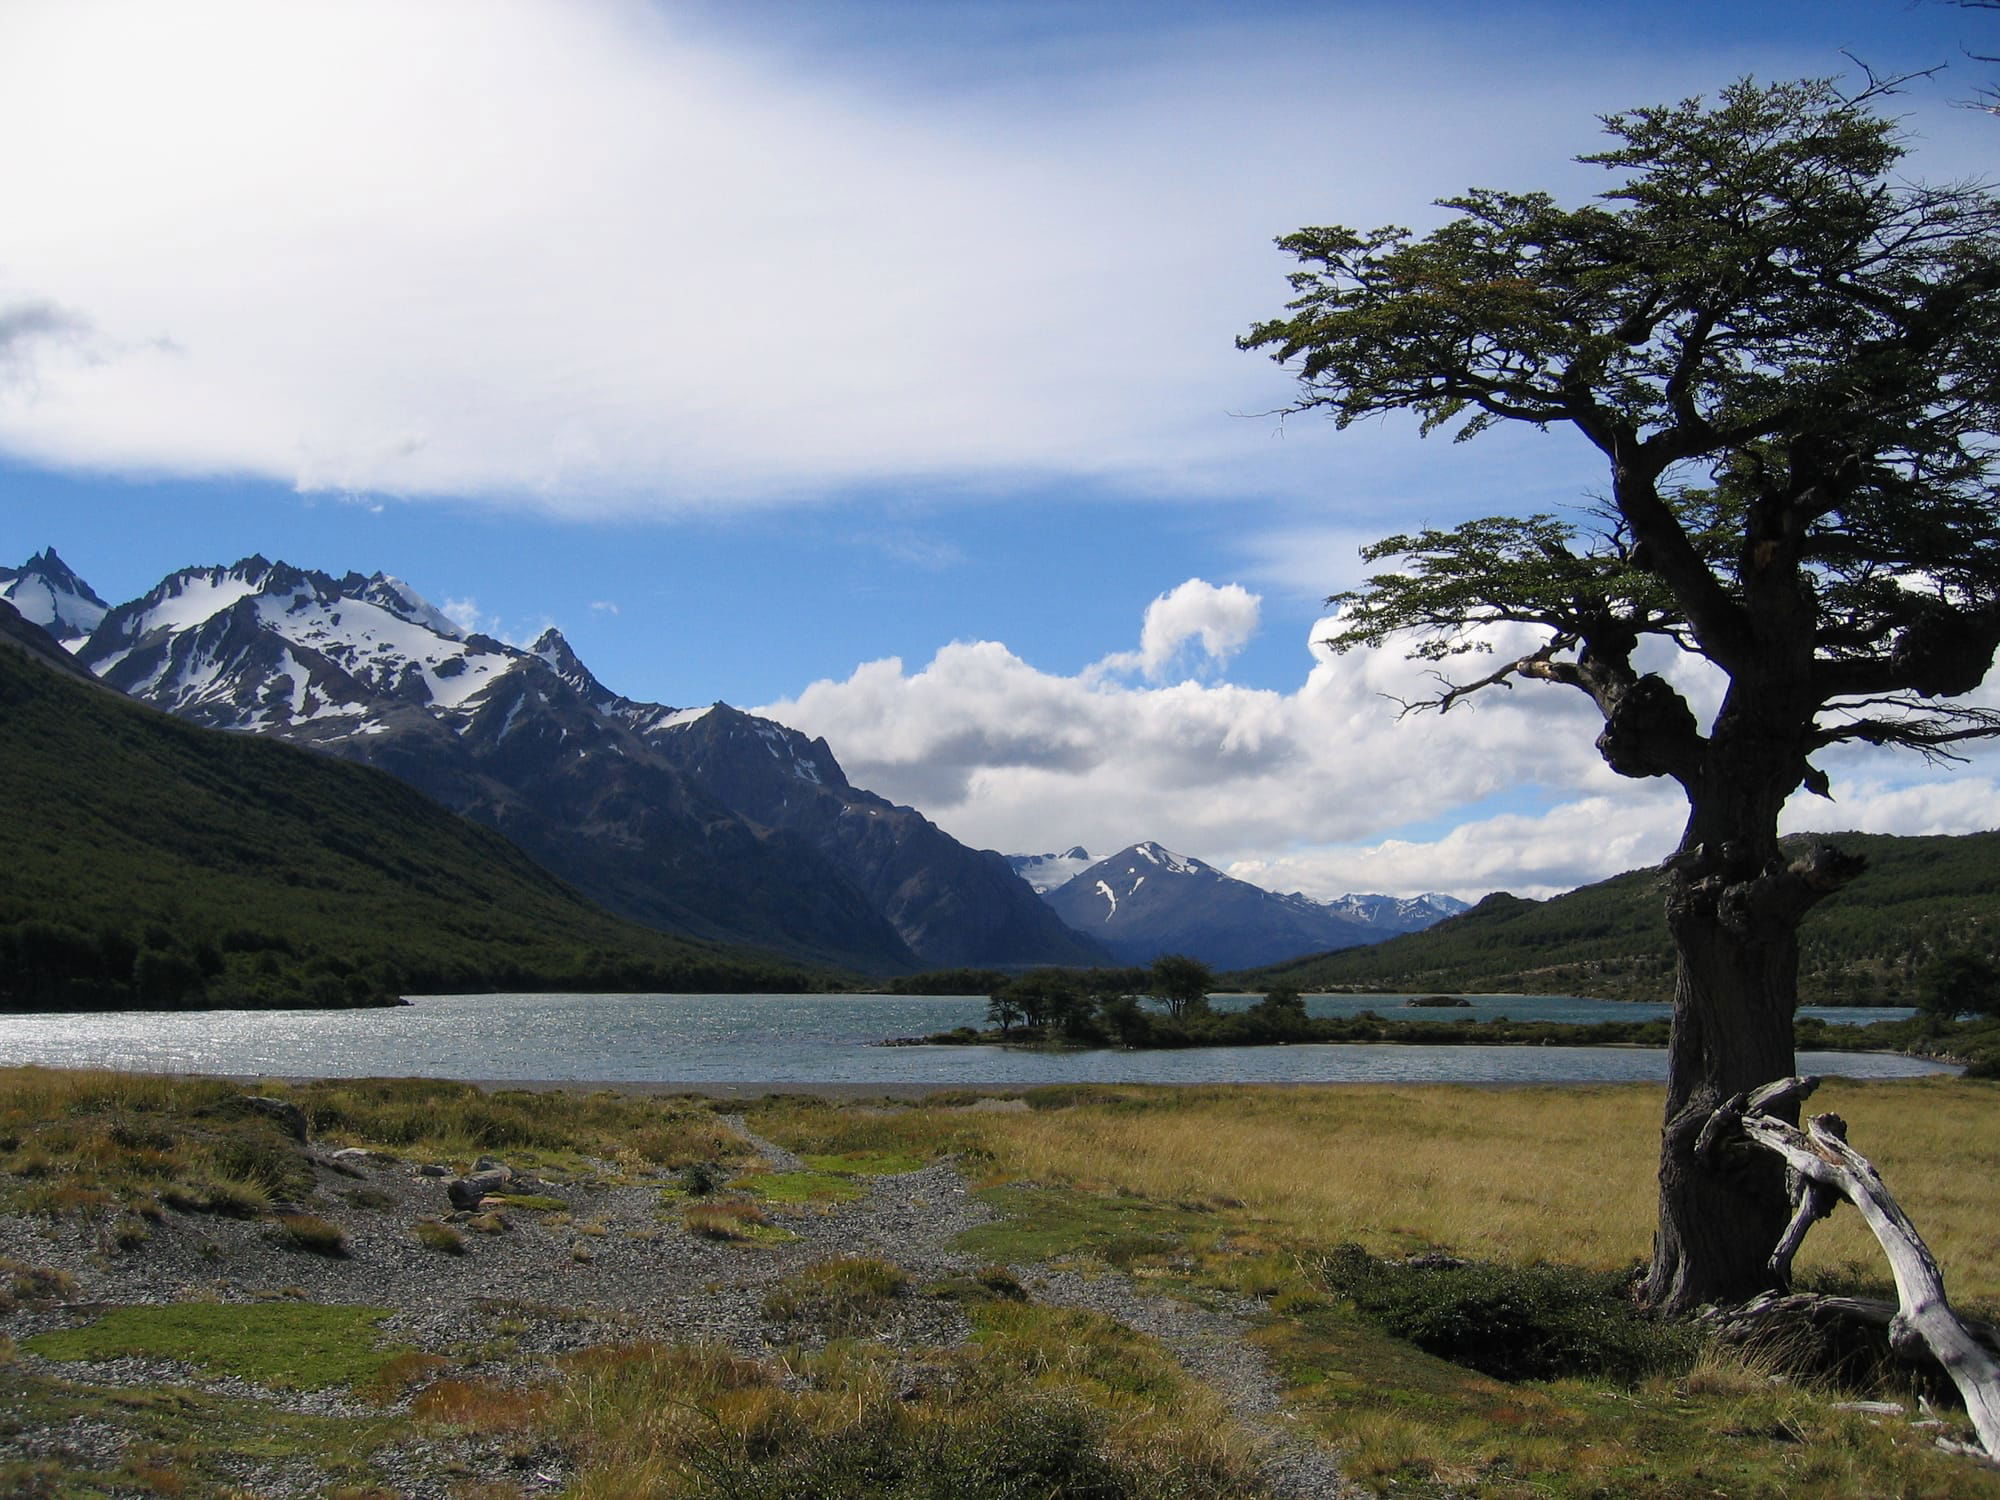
1096 579 1260 681
760 610 1619 883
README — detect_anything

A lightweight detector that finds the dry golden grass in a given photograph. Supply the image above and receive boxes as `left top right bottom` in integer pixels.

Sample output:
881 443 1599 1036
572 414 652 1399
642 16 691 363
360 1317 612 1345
932 1077 2000 1302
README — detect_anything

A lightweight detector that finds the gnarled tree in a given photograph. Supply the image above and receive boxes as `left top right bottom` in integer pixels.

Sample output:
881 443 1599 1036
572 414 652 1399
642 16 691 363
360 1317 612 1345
1241 78 2000 1312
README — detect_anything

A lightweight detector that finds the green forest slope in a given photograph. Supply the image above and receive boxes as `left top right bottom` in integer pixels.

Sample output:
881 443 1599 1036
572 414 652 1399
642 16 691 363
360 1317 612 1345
1233 831 2000 1004
0 632 834 1009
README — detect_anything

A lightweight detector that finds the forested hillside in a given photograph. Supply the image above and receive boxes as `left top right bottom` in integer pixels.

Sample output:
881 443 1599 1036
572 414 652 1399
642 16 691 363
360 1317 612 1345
1235 832 2000 1004
0 615 834 1009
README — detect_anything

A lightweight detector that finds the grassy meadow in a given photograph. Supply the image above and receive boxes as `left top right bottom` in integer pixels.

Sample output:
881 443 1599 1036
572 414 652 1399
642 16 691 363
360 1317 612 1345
749 1077 2000 1297
3 1066 1999 1498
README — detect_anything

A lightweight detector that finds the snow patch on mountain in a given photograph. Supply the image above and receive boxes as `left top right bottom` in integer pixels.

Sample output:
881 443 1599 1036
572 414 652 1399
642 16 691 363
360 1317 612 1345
1006 847 1095 893
1024 838 1475 968
0 548 109 647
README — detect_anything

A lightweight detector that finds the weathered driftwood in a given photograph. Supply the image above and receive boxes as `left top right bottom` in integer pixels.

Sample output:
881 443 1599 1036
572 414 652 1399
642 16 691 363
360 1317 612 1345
1713 1075 2000 1458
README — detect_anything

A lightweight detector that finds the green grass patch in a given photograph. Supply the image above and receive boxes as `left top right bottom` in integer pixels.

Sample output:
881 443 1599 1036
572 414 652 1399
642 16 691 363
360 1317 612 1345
800 1149 928 1176
733 1168 867 1205
955 1183 1221 1266
24 1302 406 1391
487 1192 567 1213
413 1219 466 1255
0 1361 435 1499
683 1196 799 1244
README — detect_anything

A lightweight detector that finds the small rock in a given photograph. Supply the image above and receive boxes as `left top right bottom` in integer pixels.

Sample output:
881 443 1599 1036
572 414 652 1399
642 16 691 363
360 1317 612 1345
447 1167 512 1209
417 1163 451 1177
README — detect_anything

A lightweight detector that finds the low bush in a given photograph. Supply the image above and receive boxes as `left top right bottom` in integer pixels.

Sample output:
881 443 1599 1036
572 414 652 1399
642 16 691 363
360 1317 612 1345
684 1197 773 1241
1315 1243 1697 1383
763 1256 910 1335
276 1212 349 1257
414 1220 467 1255
675 1160 725 1196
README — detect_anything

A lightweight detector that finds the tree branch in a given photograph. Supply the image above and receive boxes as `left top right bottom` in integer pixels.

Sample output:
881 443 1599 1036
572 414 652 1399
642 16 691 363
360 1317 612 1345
1716 1081 2000 1458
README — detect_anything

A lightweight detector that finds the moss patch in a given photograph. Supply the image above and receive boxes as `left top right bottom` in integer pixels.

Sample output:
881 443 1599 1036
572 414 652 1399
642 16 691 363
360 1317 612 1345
732 1169 866 1205
956 1183 1220 1266
24 1302 405 1391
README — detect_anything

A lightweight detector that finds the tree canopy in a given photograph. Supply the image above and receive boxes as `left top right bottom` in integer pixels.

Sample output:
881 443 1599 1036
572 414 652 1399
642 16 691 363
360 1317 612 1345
1245 78 2000 777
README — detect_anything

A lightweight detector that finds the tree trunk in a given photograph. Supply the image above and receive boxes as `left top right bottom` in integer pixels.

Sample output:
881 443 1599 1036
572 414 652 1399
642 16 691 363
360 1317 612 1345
1641 715 1811 1312
1643 904 1801 1310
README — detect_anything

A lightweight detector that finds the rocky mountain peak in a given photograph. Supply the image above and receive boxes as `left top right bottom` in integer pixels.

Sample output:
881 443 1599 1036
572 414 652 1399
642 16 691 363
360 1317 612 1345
0 546 112 645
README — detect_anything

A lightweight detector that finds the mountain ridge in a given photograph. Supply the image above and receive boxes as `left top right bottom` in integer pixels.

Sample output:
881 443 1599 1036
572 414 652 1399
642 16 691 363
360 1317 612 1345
57 551 1100 973
1030 839 1466 969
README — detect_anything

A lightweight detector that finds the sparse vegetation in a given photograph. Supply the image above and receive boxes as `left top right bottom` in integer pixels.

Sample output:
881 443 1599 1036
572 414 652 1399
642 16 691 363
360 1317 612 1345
682 1196 784 1242
274 1211 349 1256
762 1256 910 1335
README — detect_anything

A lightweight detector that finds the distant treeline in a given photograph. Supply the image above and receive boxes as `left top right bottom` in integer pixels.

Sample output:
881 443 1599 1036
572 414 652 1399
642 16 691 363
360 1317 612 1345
915 960 2000 1070
0 917 836 1013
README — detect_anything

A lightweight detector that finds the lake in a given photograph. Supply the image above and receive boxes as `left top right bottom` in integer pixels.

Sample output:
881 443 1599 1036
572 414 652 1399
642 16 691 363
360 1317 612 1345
0 991 1950 1087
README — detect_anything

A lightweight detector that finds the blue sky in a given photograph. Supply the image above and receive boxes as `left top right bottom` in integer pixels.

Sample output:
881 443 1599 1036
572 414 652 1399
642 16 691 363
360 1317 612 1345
4 0 1998 898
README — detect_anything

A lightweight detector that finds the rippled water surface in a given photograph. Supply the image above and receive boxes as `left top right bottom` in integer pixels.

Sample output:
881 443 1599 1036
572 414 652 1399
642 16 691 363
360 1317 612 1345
0 992 1947 1086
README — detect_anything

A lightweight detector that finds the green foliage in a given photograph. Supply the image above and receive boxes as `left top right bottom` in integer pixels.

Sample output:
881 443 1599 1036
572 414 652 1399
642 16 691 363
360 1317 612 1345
1918 950 2000 1019
0 646 837 1010
24 1302 404 1391
1316 1244 1698 1383
1147 954 1215 1019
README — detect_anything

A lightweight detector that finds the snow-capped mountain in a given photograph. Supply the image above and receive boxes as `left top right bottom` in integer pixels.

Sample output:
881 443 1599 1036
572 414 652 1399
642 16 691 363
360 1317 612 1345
59 552 1101 973
1322 891 1471 931
1031 840 1469 969
1007 847 1097 894
0 547 109 647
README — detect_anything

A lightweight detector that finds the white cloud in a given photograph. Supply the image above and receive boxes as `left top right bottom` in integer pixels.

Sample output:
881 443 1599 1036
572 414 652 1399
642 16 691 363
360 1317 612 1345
0 0 1889 512
1226 793 1690 903
439 598 493 637
760 611 1619 879
1096 579 1260 681
589 600 621 616
761 586 2000 901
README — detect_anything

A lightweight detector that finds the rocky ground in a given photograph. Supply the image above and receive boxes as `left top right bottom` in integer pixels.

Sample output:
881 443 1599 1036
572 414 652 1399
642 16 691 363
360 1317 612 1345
0 1111 1354 1498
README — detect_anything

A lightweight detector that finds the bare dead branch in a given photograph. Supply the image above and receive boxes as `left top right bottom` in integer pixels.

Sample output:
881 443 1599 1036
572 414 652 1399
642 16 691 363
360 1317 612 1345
1715 1080 2000 1458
